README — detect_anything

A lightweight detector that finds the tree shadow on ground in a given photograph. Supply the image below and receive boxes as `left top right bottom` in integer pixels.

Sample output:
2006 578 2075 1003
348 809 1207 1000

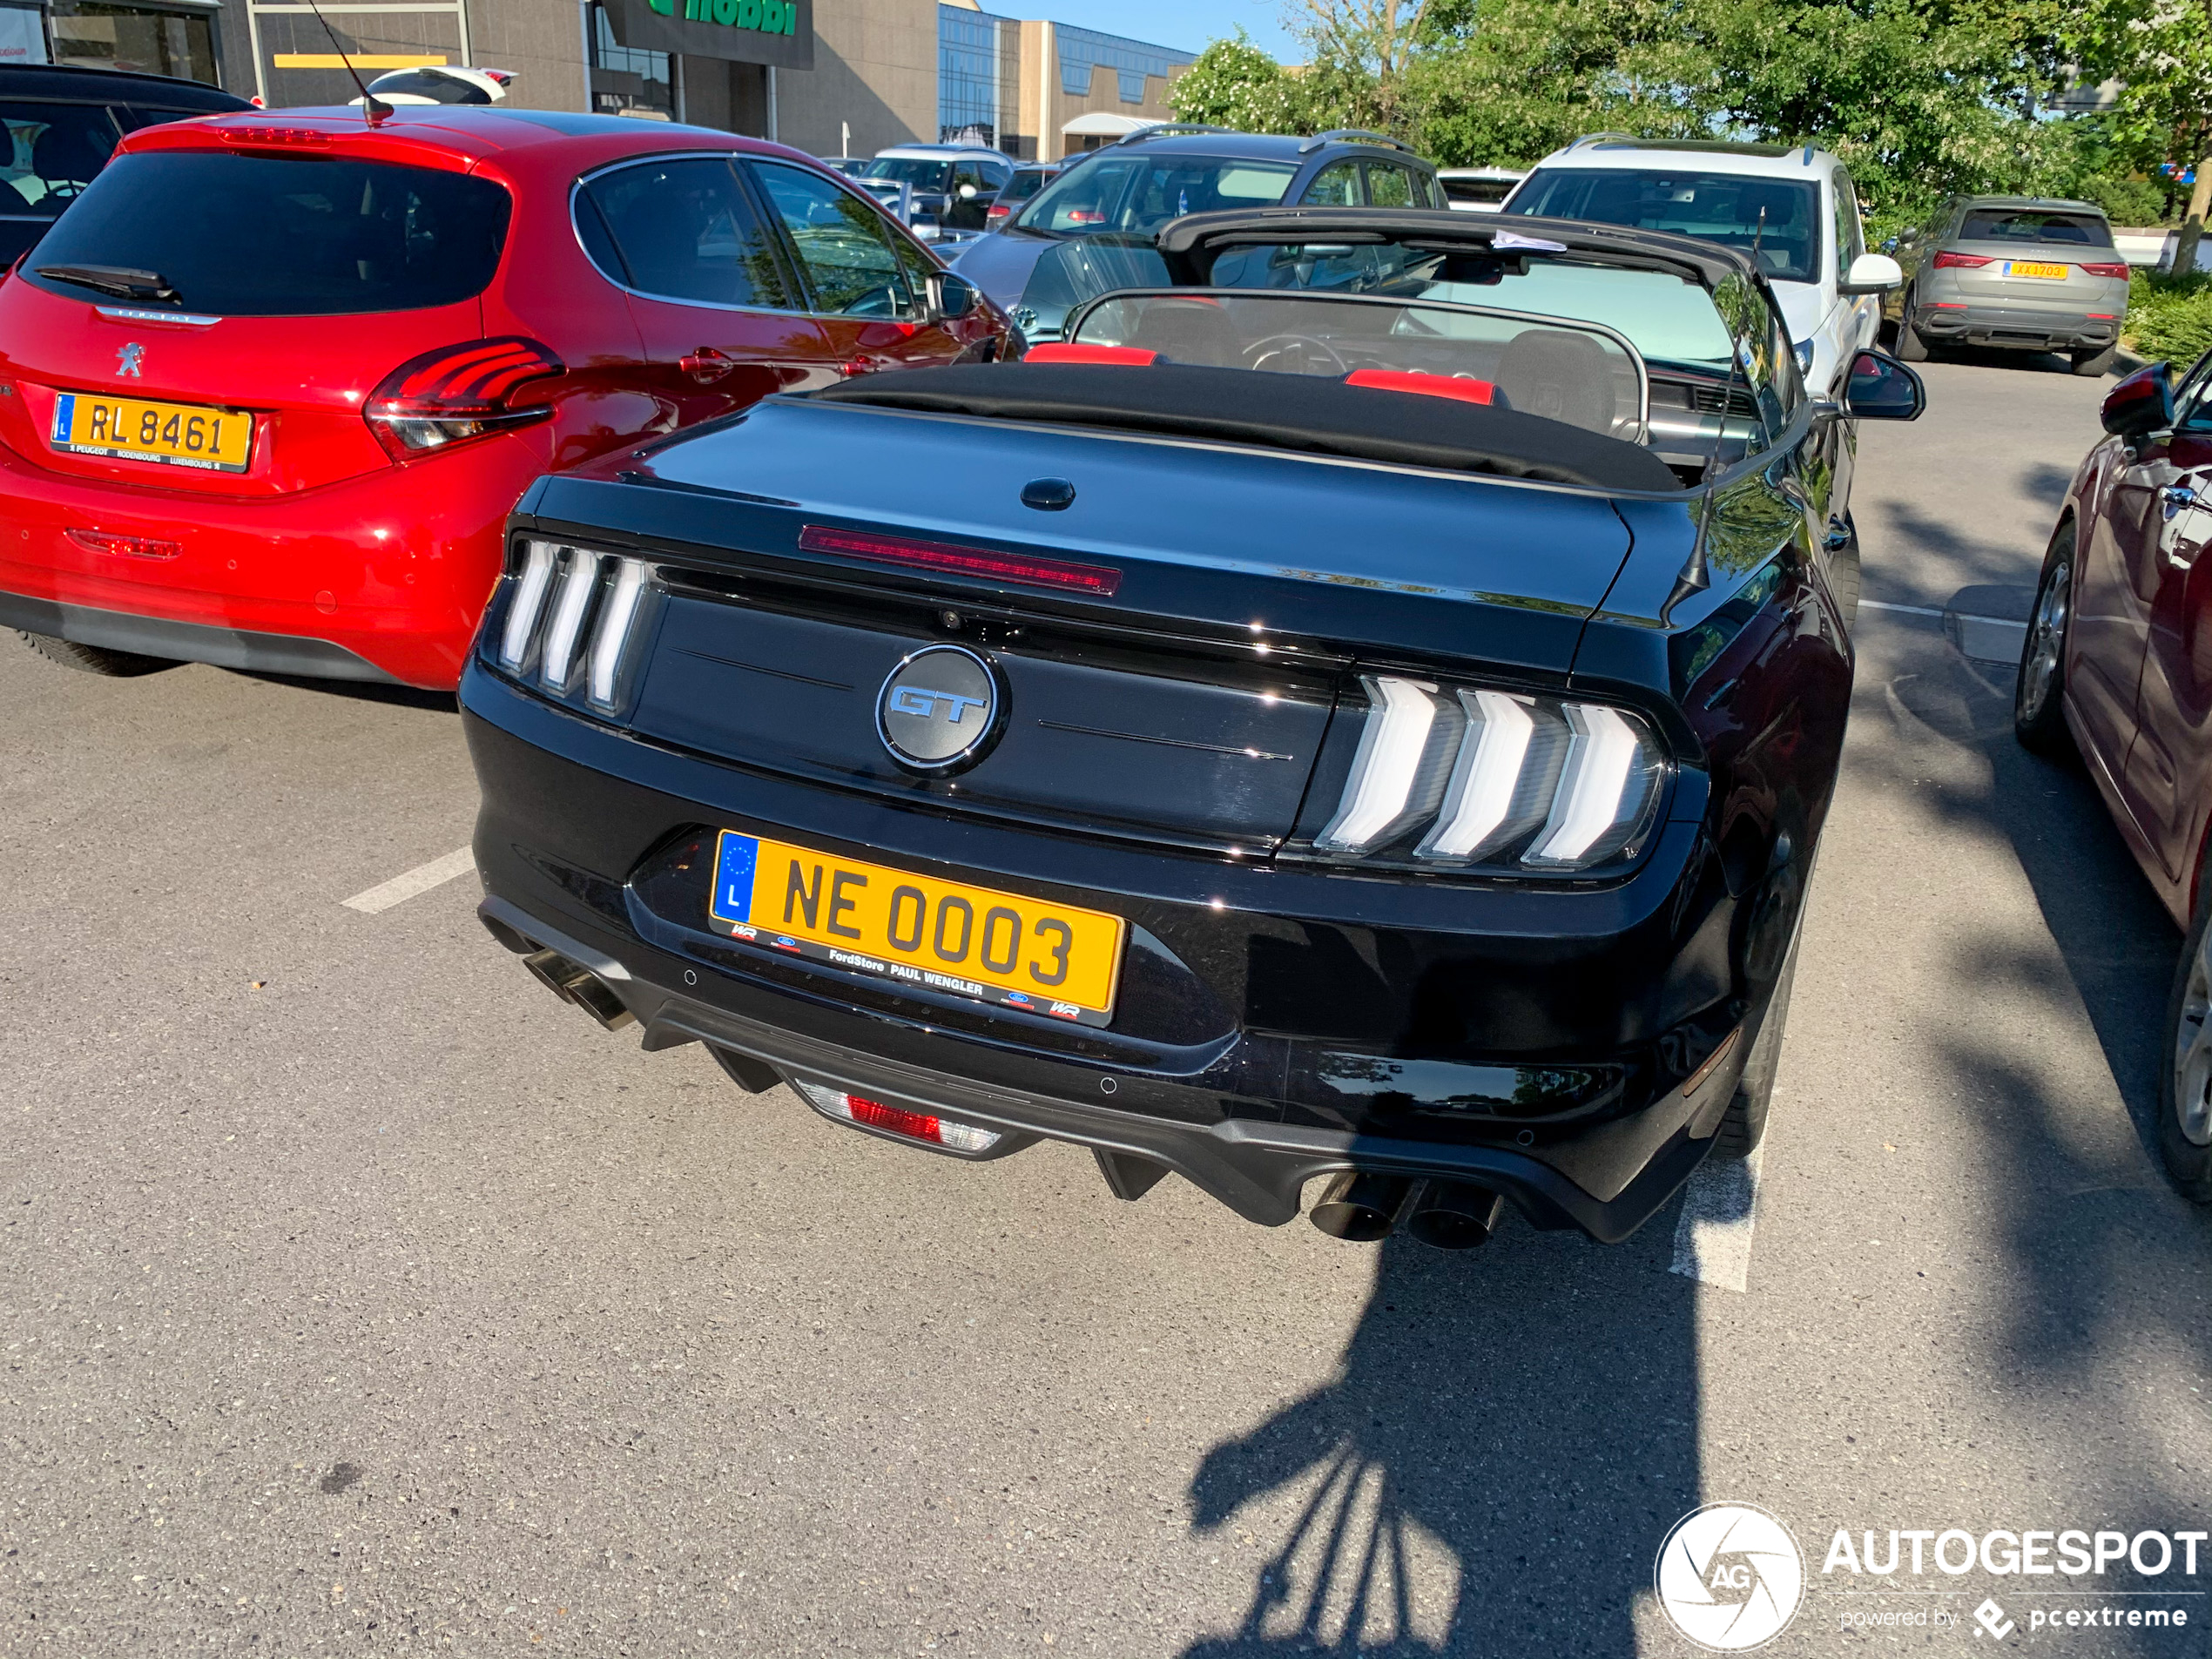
1179 1224 1698 1657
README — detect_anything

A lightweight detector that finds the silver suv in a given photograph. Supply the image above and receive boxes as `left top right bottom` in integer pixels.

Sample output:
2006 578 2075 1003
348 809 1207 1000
1885 196 2131 375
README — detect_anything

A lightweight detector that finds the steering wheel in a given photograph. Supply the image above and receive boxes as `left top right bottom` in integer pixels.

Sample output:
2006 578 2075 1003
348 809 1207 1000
1242 333 1349 376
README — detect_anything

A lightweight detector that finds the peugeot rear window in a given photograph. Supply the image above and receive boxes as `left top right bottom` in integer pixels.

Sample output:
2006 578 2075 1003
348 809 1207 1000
24 150 510 316
1958 209 2113 246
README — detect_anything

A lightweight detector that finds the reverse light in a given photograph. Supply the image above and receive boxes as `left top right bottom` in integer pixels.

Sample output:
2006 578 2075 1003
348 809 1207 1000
793 1079 1001 1152
493 539 658 712
1313 675 1664 874
365 337 562 461
1931 251 1992 269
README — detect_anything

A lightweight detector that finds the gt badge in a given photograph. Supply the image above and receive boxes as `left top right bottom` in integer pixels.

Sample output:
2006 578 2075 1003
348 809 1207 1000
875 644 1002 774
117 342 145 378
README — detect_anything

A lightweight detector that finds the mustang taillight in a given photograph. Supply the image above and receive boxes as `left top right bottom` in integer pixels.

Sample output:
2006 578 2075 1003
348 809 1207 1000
793 1079 1001 1152
1312 674 1665 873
365 337 563 462
492 538 658 712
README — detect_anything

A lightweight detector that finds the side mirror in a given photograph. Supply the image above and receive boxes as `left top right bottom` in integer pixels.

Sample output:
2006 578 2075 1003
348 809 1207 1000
957 183 979 200
1839 251 1903 295
930 269 980 320
2101 361 2175 443
1897 226 1921 246
1843 348 1925 421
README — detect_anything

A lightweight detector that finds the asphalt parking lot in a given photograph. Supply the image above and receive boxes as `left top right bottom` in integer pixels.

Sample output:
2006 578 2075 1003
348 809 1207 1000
3 352 2209 1657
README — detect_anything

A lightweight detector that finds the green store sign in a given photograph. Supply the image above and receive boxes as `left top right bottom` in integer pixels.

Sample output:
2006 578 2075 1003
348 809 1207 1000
646 0 798 32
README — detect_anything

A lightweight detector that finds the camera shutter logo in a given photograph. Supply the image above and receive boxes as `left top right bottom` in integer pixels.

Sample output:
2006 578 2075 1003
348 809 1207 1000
1655 1502 1805 1650
876 645 1002 773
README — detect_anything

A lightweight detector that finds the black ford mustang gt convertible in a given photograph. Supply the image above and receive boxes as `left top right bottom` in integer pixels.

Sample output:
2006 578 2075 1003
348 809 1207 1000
460 208 1922 1249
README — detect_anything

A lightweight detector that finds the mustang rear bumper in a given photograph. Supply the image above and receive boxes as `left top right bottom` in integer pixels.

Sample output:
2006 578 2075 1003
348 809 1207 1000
480 891 1718 1237
461 664 1789 1243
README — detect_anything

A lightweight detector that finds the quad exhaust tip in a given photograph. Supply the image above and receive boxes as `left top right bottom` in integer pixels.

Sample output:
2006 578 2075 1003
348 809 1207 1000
1310 1174 1505 1250
522 947 637 1031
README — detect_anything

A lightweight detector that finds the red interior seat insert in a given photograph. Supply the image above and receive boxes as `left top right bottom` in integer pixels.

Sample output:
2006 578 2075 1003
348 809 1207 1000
1345 368 1498 405
1022 343 1162 366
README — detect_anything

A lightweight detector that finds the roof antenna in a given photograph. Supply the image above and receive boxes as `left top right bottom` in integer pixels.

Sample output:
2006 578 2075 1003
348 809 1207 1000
301 0 393 125
1662 206 1767 626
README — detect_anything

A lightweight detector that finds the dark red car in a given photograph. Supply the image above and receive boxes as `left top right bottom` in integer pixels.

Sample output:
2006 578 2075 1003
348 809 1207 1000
0 107 1005 690
2016 354 2212 1199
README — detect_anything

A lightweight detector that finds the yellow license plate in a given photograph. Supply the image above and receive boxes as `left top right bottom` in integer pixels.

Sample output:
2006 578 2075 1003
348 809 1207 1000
48 391 252 472
707 830 1127 1026
2006 261 2068 280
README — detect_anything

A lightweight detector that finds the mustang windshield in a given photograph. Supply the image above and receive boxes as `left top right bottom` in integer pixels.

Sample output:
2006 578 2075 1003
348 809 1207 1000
1067 291 1649 444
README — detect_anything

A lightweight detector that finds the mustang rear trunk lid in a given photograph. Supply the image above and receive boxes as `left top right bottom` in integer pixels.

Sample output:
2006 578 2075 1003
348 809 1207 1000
523 392 1644 851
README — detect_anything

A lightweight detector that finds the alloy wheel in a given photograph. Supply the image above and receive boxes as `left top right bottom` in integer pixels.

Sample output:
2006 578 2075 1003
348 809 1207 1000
2176 927 2212 1148
2020 558 2070 722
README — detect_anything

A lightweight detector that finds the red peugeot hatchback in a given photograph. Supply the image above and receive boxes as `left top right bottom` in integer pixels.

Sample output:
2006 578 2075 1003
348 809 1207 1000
2018 352 2212 1201
0 107 1005 690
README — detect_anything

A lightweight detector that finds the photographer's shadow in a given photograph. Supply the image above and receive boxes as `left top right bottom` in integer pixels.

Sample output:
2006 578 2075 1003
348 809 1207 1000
1183 1223 1700 1657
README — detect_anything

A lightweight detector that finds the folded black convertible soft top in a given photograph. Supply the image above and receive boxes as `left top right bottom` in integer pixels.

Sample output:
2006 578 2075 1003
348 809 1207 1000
807 362 1684 494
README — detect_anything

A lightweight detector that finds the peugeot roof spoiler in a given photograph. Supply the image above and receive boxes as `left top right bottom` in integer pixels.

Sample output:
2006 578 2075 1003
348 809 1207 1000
1299 128 1418 156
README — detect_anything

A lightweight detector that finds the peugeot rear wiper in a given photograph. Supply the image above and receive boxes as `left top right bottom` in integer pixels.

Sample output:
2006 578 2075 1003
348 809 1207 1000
34 264 180 302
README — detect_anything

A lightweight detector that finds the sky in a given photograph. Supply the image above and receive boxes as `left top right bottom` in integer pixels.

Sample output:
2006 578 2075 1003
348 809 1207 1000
1015 0 1297 62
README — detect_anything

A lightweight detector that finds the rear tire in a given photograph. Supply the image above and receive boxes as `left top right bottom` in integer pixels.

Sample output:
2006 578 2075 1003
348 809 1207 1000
2072 342 2118 377
2014 521 2076 756
16 630 177 677
1895 295 1932 362
2156 866 2212 1202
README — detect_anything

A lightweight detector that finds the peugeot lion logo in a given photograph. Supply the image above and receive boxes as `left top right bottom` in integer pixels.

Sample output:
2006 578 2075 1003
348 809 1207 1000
876 644 1001 774
116 342 145 378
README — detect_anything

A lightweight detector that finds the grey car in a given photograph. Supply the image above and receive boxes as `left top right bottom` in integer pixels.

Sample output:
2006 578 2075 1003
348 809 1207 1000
1885 196 2131 374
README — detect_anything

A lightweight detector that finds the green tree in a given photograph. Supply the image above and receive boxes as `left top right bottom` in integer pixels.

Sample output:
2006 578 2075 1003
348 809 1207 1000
1165 30 1318 133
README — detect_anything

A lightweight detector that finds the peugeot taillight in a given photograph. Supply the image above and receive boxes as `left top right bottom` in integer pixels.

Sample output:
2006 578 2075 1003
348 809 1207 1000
364 337 563 462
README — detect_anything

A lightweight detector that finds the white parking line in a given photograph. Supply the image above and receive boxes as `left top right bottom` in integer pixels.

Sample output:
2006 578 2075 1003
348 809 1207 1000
1670 1143 1766 1292
1858 598 1946 618
341 846 476 915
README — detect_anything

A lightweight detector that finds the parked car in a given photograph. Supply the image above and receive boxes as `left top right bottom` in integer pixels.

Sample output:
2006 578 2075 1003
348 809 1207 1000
2015 354 2212 1200
860 143 1011 239
1438 165 1524 212
351 64 515 106
1885 196 2129 375
0 63 248 268
954 126 1448 342
460 207 1922 1250
0 106 1005 690
985 160 1059 229
1502 136 1900 396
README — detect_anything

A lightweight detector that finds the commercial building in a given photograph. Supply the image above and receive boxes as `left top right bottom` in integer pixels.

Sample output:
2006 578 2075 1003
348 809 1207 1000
0 0 1190 162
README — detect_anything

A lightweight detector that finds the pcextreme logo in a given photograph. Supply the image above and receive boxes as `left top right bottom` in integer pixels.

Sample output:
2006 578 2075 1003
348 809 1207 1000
644 0 798 35
1656 1502 1807 1650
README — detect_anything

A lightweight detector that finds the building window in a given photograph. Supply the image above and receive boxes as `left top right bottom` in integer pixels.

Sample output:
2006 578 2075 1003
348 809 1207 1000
590 2 673 118
50 0 219 82
1055 24 1189 105
937 5 999 146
